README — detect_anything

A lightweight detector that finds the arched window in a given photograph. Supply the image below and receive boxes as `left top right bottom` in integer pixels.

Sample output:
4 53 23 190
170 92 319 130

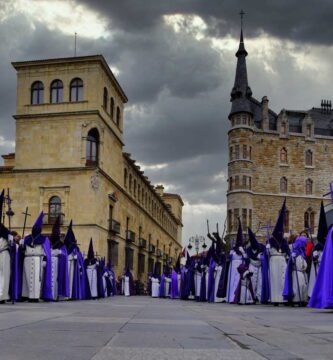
70 78 83 102
86 128 99 166
103 87 108 111
110 97 114 119
31 81 44 105
280 147 288 164
306 125 312 138
133 179 137 197
280 177 287 193
304 208 315 234
49 196 61 224
116 107 121 127
129 174 132 192
50 80 63 103
306 178 313 195
305 150 313 166
124 168 128 188
281 122 286 135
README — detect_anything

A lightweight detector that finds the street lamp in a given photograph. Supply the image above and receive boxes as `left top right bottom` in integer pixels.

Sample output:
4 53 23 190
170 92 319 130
187 235 207 256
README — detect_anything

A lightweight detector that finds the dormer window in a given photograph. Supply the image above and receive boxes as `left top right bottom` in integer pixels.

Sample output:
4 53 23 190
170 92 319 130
281 122 286 135
306 124 311 137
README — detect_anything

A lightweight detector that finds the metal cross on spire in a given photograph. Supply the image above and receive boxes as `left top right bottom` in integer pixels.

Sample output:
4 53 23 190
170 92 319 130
240 9 245 30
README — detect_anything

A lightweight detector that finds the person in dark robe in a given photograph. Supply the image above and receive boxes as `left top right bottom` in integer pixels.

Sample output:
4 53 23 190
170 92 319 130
266 199 289 305
97 257 107 298
308 201 328 298
283 236 308 306
226 219 246 303
49 215 69 301
84 239 98 298
180 253 191 300
151 264 160 298
104 259 117 297
64 221 90 300
234 262 255 304
20 212 52 302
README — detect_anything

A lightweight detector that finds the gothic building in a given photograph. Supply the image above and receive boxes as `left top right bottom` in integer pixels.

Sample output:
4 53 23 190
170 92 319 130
227 29 333 241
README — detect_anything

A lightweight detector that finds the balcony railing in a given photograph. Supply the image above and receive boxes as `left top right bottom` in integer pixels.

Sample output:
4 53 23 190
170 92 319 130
139 238 147 249
109 219 121 234
126 230 136 243
43 213 65 225
148 244 155 254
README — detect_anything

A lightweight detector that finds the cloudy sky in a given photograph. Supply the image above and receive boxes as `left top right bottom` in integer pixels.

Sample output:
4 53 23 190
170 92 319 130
1 0 333 246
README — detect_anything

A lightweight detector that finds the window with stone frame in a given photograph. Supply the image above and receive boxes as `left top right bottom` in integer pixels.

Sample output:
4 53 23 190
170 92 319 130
306 125 312 138
306 178 313 195
304 209 315 234
31 81 44 105
241 114 247 125
284 209 290 233
236 114 241 125
305 149 313 166
280 177 287 193
243 145 248 159
242 208 247 227
116 107 121 127
242 175 247 189
228 209 233 232
249 177 252 190
229 177 233 191
280 147 288 164
229 146 233 161
249 146 252 160
103 87 108 111
48 196 62 224
70 78 83 102
148 257 154 274
234 208 239 231
235 175 240 189
235 145 240 159
109 240 118 266
86 128 99 166
281 122 286 135
125 247 134 270
138 253 145 274
50 79 63 103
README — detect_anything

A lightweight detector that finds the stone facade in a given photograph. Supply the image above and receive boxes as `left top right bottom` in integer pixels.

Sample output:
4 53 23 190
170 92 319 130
227 31 332 242
0 55 183 280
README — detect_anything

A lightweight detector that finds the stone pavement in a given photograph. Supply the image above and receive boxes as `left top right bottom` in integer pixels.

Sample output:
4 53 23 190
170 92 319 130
0 297 332 360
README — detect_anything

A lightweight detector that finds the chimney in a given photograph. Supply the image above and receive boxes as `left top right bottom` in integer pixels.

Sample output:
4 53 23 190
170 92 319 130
155 185 164 197
261 96 269 130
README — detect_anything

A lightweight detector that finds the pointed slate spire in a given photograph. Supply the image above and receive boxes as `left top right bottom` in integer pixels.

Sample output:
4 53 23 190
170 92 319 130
272 198 286 245
0 189 4 225
229 23 253 119
235 218 244 248
87 238 95 260
317 201 328 245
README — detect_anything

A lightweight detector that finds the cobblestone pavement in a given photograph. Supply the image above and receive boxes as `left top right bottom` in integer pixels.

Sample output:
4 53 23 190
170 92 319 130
0 297 332 359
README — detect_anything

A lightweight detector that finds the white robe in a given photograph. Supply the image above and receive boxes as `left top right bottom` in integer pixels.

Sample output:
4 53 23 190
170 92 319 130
123 275 130 296
22 244 46 300
194 270 202 298
87 264 98 298
177 273 181 295
308 250 323 298
249 257 262 302
238 269 255 304
268 247 287 303
164 277 171 297
290 255 308 303
67 253 77 298
51 249 62 301
226 251 243 303
214 265 223 303
0 238 11 301
151 277 160 297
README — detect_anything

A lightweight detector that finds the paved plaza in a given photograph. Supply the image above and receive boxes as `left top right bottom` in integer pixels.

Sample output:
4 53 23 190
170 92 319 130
0 296 332 360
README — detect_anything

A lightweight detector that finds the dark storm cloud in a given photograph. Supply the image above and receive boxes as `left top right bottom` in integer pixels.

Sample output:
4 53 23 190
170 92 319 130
81 0 333 45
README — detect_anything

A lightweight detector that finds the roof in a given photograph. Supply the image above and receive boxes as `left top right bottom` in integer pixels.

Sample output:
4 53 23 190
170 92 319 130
250 97 278 130
163 193 184 206
12 55 128 103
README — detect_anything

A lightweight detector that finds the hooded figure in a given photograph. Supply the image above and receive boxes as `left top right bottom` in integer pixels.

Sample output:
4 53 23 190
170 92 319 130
64 221 89 300
283 236 308 305
308 201 328 298
84 238 98 298
266 199 288 305
21 211 52 301
226 219 245 303
50 216 69 300
309 227 333 309
151 263 160 298
97 257 107 298
170 256 180 299
233 262 255 304
104 259 117 297
0 190 19 303
246 227 267 303
122 266 134 296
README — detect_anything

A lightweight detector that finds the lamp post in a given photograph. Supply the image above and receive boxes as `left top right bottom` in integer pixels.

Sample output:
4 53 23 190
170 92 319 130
187 235 207 256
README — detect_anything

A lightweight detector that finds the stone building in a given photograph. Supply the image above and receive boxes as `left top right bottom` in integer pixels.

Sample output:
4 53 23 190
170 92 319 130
0 55 183 280
227 29 333 241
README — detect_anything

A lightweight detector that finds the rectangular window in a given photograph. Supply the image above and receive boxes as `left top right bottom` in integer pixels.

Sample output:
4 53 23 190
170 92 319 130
306 125 311 137
242 114 247 124
138 253 145 274
234 208 239 231
235 175 240 188
229 146 233 161
242 176 247 189
229 177 233 191
236 114 241 125
249 177 252 190
243 145 248 159
109 241 118 266
125 247 134 270
155 261 161 277
235 145 240 159
242 209 247 227
148 258 154 274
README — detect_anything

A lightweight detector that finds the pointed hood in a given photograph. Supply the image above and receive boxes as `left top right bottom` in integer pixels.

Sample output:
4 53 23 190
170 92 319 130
317 201 328 246
248 227 259 250
229 28 253 119
31 211 44 237
50 215 61 248
87 238 95 260
272 198 286 245
175 254 181 272
235 218 243 248
34 211 44 228
64 220 76 253
0 189 4 225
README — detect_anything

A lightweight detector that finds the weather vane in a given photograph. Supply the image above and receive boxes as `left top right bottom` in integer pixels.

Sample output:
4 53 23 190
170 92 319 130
240 9 245 30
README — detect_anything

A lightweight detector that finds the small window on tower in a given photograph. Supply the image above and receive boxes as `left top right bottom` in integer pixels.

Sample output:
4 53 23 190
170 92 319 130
235 175 240 188
280 177 287 193
280 147 288 164
236 114 241 125
242 114 247 125
235 145 240 159
306 179 313 195
243 145 248 159
229 146 233 161
242 209 247 227
281 122 286 135
242 176 247 188
305 150 313 166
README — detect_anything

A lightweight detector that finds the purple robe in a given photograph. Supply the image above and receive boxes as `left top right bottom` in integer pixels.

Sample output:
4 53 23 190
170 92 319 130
170 270 179 299
309 228 333 308
9 243 19 302
207 259 215 303
57 246 69 298
159 274 166 297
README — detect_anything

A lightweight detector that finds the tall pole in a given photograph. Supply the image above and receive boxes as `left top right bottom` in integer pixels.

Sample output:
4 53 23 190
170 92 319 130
74 32 77 57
